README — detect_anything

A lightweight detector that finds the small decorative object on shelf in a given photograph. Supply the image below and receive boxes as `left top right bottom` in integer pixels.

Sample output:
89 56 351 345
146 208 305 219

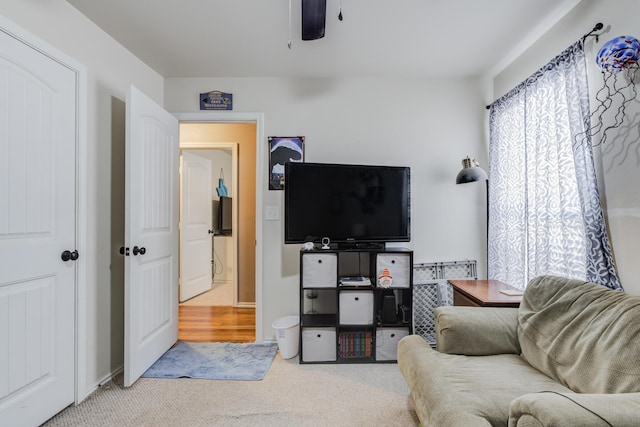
305 290 319 314
378 268 393 288
321 237 330 250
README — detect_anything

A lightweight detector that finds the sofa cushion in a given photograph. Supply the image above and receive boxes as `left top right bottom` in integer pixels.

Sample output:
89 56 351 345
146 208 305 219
518 275 640 393
435 306 521 355
397 335 571 427
509 391 640 427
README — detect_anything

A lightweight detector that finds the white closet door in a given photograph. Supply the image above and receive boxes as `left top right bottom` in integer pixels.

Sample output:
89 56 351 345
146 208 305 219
0 27 77 426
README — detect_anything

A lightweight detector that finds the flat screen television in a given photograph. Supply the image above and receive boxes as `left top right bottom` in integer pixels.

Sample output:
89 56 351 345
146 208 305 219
219 196 232 235
284 162 411 246
212 197 232 235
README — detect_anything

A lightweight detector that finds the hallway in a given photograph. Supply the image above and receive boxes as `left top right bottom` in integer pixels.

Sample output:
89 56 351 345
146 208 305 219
178 285 255 342
178 305 255 342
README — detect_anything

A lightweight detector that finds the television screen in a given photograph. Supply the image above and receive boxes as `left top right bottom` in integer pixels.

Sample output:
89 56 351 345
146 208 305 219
284 162 410 245
219 196 232 235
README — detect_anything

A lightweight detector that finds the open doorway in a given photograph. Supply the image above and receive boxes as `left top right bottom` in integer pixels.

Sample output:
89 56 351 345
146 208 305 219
177 122 257 342
180 147 236 304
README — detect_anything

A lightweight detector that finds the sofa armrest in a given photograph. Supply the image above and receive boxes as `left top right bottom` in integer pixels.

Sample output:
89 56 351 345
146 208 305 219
509 392 640 427
435 306 520 355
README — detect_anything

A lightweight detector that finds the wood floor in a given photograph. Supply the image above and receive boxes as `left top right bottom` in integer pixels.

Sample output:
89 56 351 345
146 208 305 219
178 305 256 343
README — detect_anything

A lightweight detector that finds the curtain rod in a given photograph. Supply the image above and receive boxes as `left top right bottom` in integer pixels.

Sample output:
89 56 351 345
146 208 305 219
582 22 604 44
485 22 606 110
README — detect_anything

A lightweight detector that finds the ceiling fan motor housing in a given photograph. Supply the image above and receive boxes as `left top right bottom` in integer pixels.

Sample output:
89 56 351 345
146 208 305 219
302 0 327 40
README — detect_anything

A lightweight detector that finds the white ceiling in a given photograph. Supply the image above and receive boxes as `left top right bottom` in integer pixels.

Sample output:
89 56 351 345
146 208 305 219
66 0 581 79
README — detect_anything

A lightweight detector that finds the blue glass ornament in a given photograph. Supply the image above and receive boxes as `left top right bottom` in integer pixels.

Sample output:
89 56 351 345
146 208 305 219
596 35 640 73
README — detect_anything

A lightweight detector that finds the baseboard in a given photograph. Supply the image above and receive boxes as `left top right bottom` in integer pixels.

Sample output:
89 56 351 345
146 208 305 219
235 302 256 308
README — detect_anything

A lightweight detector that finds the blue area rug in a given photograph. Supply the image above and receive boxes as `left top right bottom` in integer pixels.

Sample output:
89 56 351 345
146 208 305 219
142 341 278 381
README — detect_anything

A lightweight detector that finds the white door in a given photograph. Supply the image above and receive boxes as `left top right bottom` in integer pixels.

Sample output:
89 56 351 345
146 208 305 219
0 28 77 425
124 85 179 387
180 151 213 302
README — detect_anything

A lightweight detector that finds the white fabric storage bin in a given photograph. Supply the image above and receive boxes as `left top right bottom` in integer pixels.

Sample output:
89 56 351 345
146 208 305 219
302 327 337 362
339 291 374 325
302 253 337 288
376 253 411 288
376 327 410 361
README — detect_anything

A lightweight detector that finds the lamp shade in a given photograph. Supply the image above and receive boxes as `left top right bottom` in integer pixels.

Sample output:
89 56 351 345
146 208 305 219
456 157 488 184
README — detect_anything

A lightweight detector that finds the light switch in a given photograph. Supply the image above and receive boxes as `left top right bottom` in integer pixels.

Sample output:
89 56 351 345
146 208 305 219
265 205 280 221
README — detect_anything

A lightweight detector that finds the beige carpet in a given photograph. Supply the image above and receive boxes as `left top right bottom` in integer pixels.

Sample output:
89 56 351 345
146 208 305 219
44 354 419 426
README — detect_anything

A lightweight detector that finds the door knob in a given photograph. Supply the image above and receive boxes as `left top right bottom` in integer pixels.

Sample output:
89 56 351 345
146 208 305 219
208 229 215 234
132 246 146 256
61 250 79 262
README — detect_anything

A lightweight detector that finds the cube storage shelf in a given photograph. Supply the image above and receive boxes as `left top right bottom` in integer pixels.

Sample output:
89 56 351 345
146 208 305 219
299 247 413 363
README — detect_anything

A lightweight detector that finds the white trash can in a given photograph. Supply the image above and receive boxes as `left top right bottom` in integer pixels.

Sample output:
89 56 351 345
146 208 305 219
272 315 300 359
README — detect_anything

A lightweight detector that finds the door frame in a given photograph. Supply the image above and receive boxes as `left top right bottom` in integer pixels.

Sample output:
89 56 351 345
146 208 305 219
174 112 264 341
180 143 240 306
0 15 89 404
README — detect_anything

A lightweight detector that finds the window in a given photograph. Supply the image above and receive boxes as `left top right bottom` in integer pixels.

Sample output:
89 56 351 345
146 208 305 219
488 42 621 290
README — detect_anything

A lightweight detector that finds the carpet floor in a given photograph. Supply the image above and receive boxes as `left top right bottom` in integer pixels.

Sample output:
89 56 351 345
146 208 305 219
44 354 419 426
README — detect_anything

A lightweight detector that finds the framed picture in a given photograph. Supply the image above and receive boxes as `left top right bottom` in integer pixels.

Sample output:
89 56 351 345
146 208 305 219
268 136 305 190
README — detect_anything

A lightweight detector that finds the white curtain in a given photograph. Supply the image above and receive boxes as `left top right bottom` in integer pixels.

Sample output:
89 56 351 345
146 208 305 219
488 41 621 290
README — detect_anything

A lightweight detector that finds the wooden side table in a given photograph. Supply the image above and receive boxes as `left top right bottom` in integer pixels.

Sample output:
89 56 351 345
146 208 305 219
448 280 522 308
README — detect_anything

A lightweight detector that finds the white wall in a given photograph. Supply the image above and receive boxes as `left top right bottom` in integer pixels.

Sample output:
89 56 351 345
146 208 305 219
492 0 640 294
165 76 488 340
1 0 164 399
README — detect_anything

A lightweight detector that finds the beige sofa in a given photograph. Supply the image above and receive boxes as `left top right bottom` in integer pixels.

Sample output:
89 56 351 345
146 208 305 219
398 275 640 426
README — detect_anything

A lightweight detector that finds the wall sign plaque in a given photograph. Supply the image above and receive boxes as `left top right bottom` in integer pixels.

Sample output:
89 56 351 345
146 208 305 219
199 90 233 110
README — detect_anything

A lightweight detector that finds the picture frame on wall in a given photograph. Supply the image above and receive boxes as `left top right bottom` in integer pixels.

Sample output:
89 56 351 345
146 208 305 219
268 136 305 190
